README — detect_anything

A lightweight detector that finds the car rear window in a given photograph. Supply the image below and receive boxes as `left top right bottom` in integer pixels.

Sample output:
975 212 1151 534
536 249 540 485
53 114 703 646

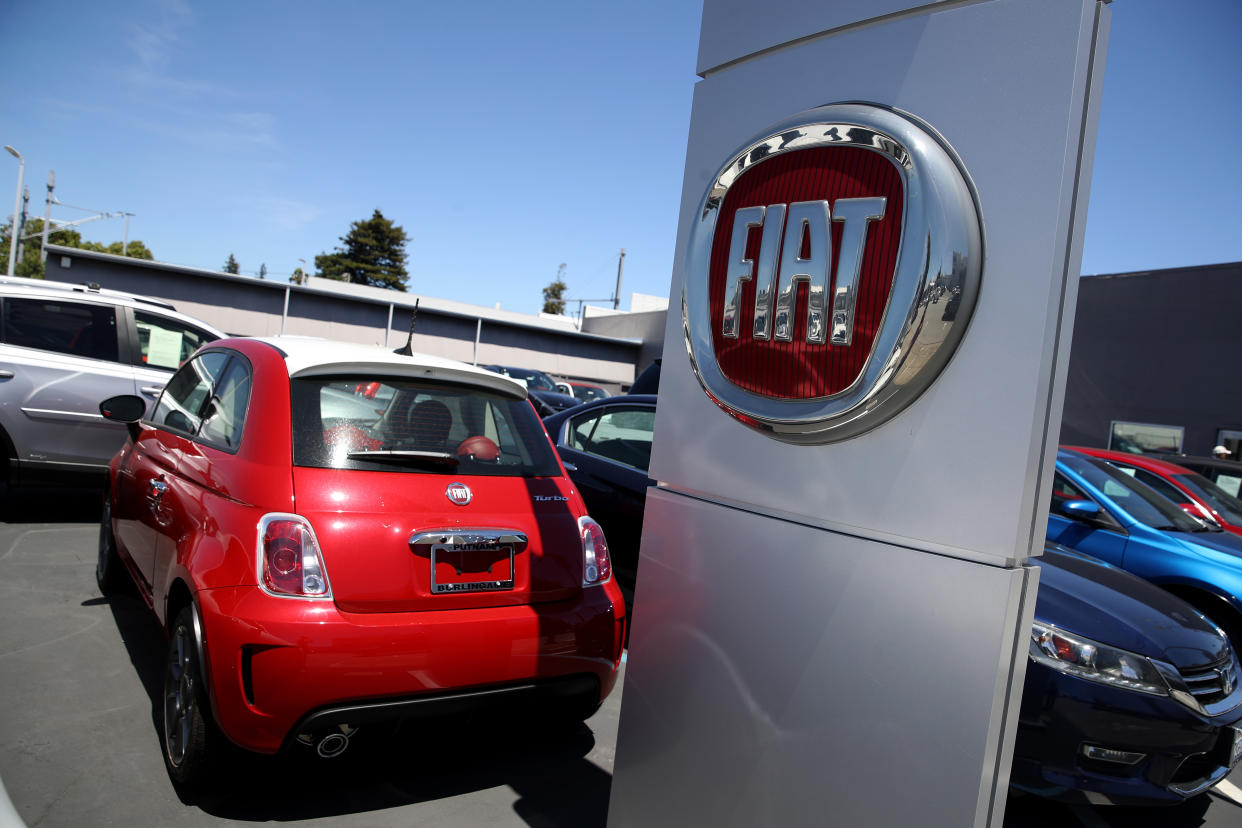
290 376 561 477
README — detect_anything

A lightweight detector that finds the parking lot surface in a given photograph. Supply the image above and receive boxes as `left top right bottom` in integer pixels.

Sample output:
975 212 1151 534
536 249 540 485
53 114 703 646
1 487 1240 826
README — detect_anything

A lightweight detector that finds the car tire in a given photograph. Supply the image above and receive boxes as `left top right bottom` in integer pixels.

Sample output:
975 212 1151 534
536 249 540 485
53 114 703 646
96 496 125 594
162 606 219 787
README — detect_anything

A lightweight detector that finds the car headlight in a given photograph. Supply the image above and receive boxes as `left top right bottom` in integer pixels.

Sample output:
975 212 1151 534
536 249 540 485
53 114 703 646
1030 622 1170 697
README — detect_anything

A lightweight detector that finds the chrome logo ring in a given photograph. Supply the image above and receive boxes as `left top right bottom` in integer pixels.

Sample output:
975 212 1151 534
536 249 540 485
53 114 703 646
683 103 983 444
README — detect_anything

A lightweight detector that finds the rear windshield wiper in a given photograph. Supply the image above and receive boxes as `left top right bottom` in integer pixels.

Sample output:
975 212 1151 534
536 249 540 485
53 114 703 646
346 450 460 469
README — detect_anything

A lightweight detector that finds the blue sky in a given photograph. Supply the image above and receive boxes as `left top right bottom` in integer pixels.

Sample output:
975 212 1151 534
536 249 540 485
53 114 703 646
2 0 1239 314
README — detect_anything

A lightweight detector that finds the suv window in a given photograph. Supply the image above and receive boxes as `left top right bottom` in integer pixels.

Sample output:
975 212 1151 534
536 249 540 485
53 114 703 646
2 298 119 362
567 407 654 471
151 352 231 436
133 310 215 370
291 377 561 477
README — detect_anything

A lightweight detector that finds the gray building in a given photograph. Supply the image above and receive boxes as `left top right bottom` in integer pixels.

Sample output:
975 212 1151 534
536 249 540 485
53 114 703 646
1059 260 1242 457
42 244 644 386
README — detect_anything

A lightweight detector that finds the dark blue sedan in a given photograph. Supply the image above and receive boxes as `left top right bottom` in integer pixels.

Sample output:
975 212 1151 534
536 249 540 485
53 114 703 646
1016 544 1242 804
542 394 656 594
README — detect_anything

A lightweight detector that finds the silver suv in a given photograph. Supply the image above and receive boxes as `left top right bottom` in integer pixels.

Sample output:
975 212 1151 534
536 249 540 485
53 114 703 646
0 276 224 486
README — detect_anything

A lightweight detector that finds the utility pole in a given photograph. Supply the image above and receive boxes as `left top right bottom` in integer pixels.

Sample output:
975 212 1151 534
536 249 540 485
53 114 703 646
40 171 54 261
613 248 625 310
4 145 23 278
121 212 133 257
17 186 29 264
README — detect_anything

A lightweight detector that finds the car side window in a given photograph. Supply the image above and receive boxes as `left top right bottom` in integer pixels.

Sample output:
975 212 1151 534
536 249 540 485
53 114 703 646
566 407 655 472
151 352 230 436
198 356 252 451
1213 473 1242 499
1050 473 1088 512
133 310 215 371
1128 467 1189 506
2 297 119 362
1051 472 1123 532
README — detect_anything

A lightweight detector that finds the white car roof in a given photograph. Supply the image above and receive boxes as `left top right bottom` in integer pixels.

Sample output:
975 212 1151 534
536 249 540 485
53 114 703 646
254 336 528 399
0 275 226 336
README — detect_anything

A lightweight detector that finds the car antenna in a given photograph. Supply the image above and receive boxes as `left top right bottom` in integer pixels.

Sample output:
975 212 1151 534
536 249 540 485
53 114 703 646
394 299 419 356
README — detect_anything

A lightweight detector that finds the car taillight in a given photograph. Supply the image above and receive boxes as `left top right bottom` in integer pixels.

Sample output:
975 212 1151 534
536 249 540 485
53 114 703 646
258 514 331 598
579 516 612 587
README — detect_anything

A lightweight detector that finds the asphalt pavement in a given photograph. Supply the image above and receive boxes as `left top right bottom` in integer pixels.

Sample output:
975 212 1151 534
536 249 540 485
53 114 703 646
1 487 1240 827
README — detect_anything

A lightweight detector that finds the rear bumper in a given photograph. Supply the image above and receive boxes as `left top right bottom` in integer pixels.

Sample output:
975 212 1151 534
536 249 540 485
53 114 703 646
197 581 625 754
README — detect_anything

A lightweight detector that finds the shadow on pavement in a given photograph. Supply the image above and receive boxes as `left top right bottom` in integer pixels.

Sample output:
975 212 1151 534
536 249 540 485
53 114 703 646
0 483 104 523
1004 788 1215 827
96 589 614 826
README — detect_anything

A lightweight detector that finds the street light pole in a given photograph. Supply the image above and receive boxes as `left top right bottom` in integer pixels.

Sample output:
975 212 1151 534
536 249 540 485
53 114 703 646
5 145 24 278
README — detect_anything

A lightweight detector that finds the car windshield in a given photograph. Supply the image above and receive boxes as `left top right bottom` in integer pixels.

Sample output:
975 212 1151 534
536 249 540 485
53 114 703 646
504 368 556 392
1174 473 1242 525
572 385 609 403
1065 454 1205 531
291 376 560 477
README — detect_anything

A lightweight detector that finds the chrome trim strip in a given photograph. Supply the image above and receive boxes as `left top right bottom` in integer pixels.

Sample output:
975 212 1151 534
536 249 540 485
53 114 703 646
21 407 106 423
408 529 528 548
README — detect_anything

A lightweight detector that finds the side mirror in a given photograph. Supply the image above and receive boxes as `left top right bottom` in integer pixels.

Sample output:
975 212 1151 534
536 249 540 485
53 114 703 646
1059 499 1100 521
100 394 147 442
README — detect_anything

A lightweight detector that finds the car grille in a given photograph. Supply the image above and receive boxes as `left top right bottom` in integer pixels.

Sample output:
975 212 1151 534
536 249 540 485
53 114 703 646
1178 650 1237 706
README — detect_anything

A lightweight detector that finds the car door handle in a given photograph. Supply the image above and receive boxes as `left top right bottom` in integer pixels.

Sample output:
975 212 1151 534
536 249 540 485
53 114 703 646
139 385 164 397
562 461 577 472
147 478 168 505
0 369 13 379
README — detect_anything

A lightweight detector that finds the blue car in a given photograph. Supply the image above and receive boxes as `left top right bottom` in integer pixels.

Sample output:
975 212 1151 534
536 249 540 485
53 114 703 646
1048 448 1242 650
1014 544 1242 803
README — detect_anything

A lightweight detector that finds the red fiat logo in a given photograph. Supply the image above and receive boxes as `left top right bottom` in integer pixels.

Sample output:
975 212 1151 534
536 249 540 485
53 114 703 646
683 104 982 443
709 146 903 399
445 483 473 506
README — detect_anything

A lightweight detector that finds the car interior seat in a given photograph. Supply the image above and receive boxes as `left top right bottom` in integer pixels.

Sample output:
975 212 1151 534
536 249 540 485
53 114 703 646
402 399 453 451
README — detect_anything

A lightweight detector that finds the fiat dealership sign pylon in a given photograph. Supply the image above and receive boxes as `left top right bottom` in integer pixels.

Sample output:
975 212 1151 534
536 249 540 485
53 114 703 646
610 1 1110 826
684 103 982 443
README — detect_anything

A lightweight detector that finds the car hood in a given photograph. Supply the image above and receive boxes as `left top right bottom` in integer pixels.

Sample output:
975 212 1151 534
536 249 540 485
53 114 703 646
530 389 580 410
1035 545 1230 669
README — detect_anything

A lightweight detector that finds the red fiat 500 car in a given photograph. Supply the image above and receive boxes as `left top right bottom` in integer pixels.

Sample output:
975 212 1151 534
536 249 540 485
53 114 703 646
97 336 625 785
1068 446 1242 537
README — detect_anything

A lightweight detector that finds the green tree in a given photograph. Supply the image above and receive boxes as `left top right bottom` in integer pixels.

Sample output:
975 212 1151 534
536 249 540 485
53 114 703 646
259 263 267 280
315 209 409 291
290 267 307 285
542 273 567 315
223 253 240 274
0 218 154 278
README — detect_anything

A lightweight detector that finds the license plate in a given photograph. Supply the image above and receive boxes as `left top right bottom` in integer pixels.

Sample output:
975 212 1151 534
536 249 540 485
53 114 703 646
430 542 514 594
1231 727 1242 769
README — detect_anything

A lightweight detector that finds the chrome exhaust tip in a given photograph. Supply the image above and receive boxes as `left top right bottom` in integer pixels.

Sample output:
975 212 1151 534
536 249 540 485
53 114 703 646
316 732 350 758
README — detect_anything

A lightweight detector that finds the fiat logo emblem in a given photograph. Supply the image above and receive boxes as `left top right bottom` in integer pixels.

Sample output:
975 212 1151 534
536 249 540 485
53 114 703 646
683 103 983 443
445 482 473 506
